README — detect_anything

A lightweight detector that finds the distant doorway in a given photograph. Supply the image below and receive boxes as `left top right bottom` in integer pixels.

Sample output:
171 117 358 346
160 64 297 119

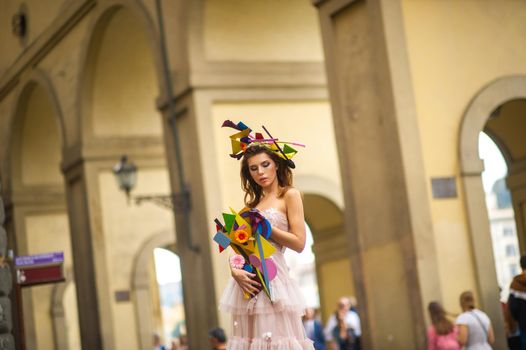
460 76 526 342
479 132 521 299
153 247 186 347
302 193 355 323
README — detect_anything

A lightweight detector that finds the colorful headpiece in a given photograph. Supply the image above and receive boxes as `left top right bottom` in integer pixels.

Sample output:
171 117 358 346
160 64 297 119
222 120 305 169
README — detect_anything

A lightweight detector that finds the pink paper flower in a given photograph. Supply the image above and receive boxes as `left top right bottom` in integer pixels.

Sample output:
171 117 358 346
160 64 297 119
229 254 245 269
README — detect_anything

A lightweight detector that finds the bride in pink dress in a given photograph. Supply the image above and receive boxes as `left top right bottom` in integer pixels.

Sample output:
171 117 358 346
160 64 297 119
219 144 315 350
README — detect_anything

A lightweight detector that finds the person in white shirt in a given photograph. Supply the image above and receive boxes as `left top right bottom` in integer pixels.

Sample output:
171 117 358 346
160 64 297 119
324 297 361 350
456 291 495 350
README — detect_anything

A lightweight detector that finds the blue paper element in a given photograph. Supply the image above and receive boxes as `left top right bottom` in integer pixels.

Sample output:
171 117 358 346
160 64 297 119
243 265 253 273
254 232 272 297
257 218 272 239
213 232 231 249
237 121 249 130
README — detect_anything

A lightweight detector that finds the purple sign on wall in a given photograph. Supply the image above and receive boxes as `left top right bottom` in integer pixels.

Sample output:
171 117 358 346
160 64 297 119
15 252 64 267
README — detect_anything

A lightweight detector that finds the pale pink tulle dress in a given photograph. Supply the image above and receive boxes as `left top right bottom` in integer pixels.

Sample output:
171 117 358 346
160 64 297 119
219 208 315 350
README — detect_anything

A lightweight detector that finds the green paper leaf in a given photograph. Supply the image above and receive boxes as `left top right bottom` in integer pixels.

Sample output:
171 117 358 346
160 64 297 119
283 144 297 154
222 213 236 232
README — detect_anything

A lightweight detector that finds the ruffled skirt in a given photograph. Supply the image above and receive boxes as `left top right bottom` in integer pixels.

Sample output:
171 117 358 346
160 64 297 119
219 253 314 350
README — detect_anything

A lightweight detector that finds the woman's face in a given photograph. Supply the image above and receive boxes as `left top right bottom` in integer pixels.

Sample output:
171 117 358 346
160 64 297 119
247 152 278 188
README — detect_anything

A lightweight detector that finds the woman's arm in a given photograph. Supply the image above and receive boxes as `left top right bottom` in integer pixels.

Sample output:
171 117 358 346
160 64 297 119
457 324 468 346
267 188 306 253
228 253 261 295
487 323 495 344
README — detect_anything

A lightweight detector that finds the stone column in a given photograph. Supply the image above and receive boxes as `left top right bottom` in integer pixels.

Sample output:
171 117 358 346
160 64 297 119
158 95 218 350
0 181 14 350
61 158 108 350
508 161 526 251
315 0 441 348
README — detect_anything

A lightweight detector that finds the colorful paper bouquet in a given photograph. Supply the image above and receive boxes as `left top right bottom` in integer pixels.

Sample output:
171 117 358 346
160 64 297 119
213 207 277 301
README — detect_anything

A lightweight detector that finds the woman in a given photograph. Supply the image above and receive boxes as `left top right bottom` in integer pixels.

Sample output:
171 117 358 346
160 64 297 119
219 128 314 349
426 301 460 350
456 291 494 350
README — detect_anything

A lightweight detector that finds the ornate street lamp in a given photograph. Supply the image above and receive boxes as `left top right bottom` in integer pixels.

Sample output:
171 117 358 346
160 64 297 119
112 155 173 209
112 156 137 199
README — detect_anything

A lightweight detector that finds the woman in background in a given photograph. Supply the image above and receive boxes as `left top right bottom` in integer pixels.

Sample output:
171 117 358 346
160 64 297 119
456 291 494 350
426 301 460 350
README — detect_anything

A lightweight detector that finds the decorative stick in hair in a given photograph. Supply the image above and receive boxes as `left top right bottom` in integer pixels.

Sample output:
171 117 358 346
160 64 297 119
261 125 296 169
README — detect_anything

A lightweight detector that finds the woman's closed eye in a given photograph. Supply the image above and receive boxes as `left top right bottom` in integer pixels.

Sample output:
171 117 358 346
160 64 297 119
250 162 270 171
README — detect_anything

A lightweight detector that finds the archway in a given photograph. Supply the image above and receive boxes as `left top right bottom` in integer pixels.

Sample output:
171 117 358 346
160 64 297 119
479 133 521 298
80 5 162 141
153 247 186 348
77 4 175 348
133 230 178 350
7 79 79 350
302 193 353 323
460 75 526 340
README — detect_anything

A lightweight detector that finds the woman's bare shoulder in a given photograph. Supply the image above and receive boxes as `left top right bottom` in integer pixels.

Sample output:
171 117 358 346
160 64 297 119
284 186 301 197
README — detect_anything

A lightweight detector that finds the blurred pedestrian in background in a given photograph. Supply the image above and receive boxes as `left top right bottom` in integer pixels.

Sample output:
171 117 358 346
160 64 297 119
324 297 361 350
209 327 227 350
303 307 325 350
152 333 167 350
508 254 526 349
426 301 460 350
456 291 494 350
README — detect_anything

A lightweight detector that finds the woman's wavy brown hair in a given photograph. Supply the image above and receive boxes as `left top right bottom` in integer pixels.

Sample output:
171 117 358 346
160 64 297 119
241 145 293 208
428 301 454 335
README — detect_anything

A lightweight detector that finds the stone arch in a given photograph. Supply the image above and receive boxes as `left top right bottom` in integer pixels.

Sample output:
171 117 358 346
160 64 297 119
4 71 74 350
4 71 67 195
483 128 513 165
132 229 175 350
459 75 526 331
460 75 526 175
77 1 165 143
295 175 344 210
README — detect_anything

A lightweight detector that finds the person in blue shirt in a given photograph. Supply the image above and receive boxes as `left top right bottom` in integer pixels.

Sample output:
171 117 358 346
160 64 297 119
303 308 326 350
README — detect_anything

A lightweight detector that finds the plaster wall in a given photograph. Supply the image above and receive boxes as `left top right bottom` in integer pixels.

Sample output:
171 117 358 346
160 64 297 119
63 283 81 350
203 0 323 62
0 0 69 74
35 9 91 148
20 85 62 186
90 9 161 138
98 168 173 350
318 257 354 323
401 0 526 311
486 99 526 161
211 101 339 210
